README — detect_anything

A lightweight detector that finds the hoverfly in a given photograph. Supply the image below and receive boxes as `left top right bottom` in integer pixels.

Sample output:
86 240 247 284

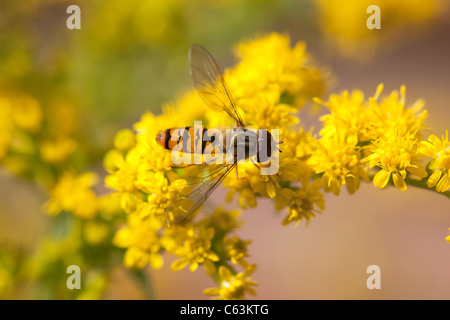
156 44 281 225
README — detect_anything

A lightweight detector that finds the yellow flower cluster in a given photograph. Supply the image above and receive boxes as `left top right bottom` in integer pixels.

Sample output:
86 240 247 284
45 172 99 219
315 0 447 59
105 33 449 299
0 94 42 161
310 85 429 194
204 265 258 300
104 33 328 299
0 93 80 181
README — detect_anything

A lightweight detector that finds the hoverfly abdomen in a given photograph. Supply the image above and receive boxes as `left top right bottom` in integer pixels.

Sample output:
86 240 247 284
156 127 200 153
156 127 224 155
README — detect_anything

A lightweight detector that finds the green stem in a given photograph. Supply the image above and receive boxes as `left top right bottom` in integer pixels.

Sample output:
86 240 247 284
131 268 155 300
365 171 450 199
403 177 450 199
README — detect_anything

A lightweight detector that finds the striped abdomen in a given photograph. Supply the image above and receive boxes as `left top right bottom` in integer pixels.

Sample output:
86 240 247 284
155 127 220 154
156 127 277 163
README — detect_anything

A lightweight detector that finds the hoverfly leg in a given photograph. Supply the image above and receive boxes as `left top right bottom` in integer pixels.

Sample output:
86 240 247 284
277 139 283 153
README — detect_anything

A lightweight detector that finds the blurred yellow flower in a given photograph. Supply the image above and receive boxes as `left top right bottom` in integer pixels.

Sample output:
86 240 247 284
200 207 243 234
83 221 110 245
105 149 139 193
45 172 99 219
283 181 325 227
113 215 163 269
10 95 42 133
203 265 257 300
113 129 136 151
223 236 251 265
171 225 219 274
40 137 77 163
315 0 447 59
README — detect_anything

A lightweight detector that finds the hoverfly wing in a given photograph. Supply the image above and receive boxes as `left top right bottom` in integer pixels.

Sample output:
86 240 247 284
189 44 244 127
165 163 235 226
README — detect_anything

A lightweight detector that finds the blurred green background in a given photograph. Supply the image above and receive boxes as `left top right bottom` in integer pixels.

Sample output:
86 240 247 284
0 0 449 299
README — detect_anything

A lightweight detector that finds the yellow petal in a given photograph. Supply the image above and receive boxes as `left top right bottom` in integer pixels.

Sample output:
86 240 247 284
203 260 217 275
124 247 148 268
374 83 384 100
406 165 427 178
112 228 132 247
436 172 450 193
149 253 163 269
418 141 436 158
171 258 189 271
345 176 360 195
189 262 199 272
207 251 220 262
219 266 231 280
204 288 220 296
330 179 341 196
429 134 443 148
427 170 442 188
373 170 391 189
392 172 407 191
266 182 276 198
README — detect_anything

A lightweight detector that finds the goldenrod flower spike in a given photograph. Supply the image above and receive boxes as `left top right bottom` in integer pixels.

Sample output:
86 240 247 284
101 33 450 299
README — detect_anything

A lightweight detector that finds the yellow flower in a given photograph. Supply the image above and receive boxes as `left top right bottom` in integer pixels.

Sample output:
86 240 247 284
203 265 257 300
171 225 219 274
200 207 243 234
113 215 163 269
227 33 326 109
367 129 427 191
141 171 187 222
282 181 325 227
105 148 139 193
223 236 251 266
40 137 77 163
316 89 371 142
309 134 367 195
83 221 110 245
419 131 450 192
314 85 428 194
225 158 308 209
10 95 42 132
113 129 136 151
45 172 99 219
368 85 427 141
